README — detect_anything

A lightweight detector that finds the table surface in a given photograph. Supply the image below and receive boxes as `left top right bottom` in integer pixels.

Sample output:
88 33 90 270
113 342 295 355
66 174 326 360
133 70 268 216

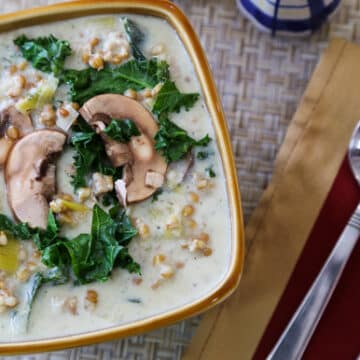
1 0 359 359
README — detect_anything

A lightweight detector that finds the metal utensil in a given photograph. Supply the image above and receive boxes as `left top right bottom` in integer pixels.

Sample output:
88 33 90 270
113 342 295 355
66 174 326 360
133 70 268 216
267 121 360 360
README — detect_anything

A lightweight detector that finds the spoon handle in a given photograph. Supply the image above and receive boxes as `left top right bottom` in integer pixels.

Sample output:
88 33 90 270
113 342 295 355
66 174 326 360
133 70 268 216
267 203 360 360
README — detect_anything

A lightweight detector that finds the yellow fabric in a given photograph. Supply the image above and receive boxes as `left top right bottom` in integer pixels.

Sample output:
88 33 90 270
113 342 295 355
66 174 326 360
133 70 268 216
184 38 360 360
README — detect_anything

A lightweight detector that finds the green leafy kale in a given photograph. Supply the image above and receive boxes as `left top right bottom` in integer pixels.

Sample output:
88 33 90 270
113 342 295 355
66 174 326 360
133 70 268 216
154 118 211 162
14 34 72 76
152 80 199 119
10 270 67 334
0 206 139 285
31 211 64 251
42 266 69 285
10 272 44 334
62 59 169 105
206 166 216 178
101 191 119 207
197 151 209 160
151 188 163 202
70 117 122 189
111 205 139 246
5 205 138 329
123 17 146 61
84 205 139 281
0 211 69 284
0 214 34 240
104 119 140 143
44 205 139 284
151 80 210 163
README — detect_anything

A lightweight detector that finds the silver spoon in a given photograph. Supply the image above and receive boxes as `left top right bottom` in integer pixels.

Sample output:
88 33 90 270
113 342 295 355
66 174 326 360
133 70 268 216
267 121 360 360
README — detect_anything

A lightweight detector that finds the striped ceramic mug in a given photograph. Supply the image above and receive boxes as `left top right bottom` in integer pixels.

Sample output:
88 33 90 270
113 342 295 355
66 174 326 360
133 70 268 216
237 0 341 36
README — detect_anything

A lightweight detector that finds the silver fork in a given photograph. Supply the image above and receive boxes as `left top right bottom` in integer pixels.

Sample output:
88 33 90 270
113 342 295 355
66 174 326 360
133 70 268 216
267 121 360 360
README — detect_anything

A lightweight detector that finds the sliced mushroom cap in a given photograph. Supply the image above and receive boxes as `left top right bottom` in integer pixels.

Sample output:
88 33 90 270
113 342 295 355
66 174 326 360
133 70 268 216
5 129 67 228
0 106 33 165
90 113 132 167
0 137 14 167
80 94 167 203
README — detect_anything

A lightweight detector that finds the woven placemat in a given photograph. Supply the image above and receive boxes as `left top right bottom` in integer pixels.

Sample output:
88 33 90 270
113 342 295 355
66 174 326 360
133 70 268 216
1 0 359 359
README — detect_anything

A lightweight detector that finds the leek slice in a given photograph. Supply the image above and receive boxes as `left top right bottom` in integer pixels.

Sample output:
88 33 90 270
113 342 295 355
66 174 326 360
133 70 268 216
60 199 89 212
0 238 19 273
16 75 58 113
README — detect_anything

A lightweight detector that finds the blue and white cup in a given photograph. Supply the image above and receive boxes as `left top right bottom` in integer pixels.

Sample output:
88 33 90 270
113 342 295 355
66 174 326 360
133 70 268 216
237 0 341 36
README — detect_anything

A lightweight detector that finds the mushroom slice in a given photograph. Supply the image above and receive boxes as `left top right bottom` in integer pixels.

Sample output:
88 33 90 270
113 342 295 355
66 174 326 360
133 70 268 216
80 94 167 203
123 163 133 185
0 106 33 166
0 137 14 166
89 113 132 167
41 163 56 198
104 137 132 167
5 129 67 229
145 170 165 188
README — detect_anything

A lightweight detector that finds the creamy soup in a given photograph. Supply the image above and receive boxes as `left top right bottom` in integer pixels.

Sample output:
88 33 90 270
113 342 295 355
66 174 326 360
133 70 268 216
0 15 231 341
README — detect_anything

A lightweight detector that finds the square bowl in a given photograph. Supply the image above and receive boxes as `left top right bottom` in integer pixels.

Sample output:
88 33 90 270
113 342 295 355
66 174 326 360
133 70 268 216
0 0 244 354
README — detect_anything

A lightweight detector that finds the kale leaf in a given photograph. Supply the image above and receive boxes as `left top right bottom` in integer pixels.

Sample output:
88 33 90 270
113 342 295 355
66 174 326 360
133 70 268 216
66 205 139 284
5 204 138 328
62 234 93 282
0 205 139 285
32 211 65 251
205 165 216 178
152 80 199 119
150 79 210 163
151 188 163 202
62 59 169 105
109 205 139 246
196 151 209 160
0 211 69 285
14 34 72 76
83 205 122 282
0 211 61 250
123 17 146 61
0 214 34 240
42 266 69 285
70 117 122 189
154 117 211 162
104 119 140 143
44 205 139 284
101 191 119 207
10 272 44 334
115 247 141 274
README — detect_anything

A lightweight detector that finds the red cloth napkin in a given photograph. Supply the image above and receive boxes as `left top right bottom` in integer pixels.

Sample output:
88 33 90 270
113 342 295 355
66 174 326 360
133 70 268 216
254 157 360 359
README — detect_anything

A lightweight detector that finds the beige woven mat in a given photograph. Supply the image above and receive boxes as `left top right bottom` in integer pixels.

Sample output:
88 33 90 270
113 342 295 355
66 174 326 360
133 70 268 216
1 0 359 359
